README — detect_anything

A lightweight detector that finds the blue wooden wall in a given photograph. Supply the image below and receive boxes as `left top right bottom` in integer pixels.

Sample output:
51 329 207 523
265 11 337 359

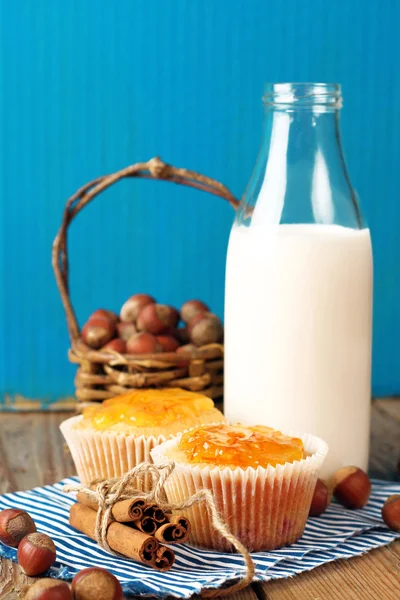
1 0 399 405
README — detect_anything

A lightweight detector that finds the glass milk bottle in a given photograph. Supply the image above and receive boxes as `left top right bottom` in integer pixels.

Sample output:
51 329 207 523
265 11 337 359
224 83 373 478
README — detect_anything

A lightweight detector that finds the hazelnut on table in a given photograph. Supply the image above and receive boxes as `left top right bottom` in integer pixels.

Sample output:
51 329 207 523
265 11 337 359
0 508 36 547
24 579 72 600
18 532 56 576
382 495 400 531
72 567 123 600
331 466 371 509
309 479 331 517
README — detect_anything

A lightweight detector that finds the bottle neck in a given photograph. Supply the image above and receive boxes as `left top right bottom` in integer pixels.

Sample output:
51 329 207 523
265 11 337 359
236 84 363 229
238 107 361 228
259 108 350 222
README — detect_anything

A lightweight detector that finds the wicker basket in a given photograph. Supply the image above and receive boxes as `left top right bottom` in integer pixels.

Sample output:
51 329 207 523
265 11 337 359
52 157 239 403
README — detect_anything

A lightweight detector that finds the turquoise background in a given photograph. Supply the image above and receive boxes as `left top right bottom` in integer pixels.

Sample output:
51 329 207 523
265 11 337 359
0 0 399 405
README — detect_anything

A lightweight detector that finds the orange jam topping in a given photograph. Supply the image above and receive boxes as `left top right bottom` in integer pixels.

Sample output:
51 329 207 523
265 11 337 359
81 388 216 430
178 424 304 468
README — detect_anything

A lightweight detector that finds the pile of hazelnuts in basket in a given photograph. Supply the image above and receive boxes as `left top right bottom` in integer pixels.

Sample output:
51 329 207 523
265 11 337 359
81 294 223 354
309 465 400 526
0 508 124 599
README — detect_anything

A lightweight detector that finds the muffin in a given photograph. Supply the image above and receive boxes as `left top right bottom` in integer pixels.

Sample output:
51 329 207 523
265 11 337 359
60 389 225 485
151 423 328 552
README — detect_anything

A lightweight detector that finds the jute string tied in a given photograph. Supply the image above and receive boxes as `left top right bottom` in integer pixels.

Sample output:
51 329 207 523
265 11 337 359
64 461 255 597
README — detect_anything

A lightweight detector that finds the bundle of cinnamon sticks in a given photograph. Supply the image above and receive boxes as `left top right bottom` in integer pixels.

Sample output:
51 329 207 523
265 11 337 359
69 492 191 571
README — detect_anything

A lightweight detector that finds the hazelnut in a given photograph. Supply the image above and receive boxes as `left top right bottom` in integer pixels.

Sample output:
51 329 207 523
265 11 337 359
117 321 137 342
0 508 36 547
89 309 119 324
176 343 196 367
24 579 72 600
72 567 123 600
176 344 197 354
156 335 180 353
309 479 331 517
126 332 162 354
382 494 400 531
102 338 126 353
175 327 190 344
18 532 56 576
137 304 179 334
331 466 371 509
188 312 223 347
81 317 115 349
181 300 209 324
120 294 155 323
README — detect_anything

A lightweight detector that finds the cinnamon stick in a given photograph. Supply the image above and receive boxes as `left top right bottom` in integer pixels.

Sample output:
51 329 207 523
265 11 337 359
69 503 159 566
76 491 146 522
143 503 167 523
170 515 191 528
132 516 157 535
155 516 191 544
151 546 175 571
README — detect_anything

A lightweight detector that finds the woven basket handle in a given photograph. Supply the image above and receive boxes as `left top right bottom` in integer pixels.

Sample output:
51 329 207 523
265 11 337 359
52 157 239 344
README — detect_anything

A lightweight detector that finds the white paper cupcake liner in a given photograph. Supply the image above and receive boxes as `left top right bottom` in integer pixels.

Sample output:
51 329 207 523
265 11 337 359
60 415 167 487
151 431 328 552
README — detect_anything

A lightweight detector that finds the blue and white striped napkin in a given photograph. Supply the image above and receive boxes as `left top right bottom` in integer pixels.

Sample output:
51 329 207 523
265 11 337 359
0 478 399 598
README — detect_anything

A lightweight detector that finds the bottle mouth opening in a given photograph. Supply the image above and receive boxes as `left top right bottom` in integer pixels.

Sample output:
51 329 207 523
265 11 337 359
263 83 342 109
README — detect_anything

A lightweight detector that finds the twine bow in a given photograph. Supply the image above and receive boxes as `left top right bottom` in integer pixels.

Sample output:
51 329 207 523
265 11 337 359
64 461 255 597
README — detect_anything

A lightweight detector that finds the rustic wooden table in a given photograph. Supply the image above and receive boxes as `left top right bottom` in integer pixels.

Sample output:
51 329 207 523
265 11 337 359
0 399 399 599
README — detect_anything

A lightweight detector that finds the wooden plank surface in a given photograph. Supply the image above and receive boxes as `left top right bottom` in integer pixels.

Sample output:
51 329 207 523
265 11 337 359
255 543 400 600
0 401 399 599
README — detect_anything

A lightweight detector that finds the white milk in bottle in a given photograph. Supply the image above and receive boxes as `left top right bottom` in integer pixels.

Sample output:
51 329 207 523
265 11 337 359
224 84 373 478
